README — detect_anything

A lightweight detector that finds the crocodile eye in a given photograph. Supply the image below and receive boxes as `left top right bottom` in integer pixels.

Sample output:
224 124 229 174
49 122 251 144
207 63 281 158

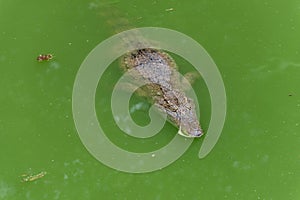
194 132 202 137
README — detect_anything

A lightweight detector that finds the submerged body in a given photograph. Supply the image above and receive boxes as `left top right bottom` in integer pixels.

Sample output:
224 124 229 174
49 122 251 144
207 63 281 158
100 5 203 137
121 48 203 137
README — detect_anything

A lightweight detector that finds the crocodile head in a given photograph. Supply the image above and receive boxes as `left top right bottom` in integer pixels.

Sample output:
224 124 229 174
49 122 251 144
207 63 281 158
176 97 203 138
155 89 203 138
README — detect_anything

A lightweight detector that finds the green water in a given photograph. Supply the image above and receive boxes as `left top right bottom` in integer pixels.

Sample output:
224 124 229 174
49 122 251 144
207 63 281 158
1 0 300 199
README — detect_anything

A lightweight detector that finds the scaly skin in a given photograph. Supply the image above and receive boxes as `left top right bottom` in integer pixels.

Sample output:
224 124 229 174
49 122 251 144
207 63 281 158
122 48 203 137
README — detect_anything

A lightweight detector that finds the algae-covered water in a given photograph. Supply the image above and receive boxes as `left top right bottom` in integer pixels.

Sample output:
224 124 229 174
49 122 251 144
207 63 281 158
0 0 300 199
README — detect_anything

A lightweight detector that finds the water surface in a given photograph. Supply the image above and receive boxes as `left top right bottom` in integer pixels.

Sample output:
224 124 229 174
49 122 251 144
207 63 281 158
0 0 299 199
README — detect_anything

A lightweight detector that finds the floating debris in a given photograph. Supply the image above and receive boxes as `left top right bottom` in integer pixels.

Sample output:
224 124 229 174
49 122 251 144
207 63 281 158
165 8 174 12
21 171 47 182
37 54 53 62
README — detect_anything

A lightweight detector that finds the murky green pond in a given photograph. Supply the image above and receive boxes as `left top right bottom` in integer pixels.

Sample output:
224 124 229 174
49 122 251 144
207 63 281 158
1 0 299 199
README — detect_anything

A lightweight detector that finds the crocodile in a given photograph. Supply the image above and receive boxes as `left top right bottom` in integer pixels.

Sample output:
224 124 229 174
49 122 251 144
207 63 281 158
101 6 203 137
